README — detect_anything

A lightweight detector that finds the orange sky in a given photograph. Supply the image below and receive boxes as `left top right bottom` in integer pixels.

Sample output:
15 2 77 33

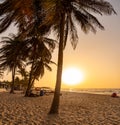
0 0 120 89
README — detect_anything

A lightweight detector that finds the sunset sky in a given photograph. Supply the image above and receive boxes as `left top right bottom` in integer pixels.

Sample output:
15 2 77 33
0 0 120 89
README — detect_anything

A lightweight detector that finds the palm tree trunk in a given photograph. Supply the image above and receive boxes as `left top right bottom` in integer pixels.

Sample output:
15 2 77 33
29 79 35 91
49 13 65 114
25 74 33 96
10 67 16 93
25 62 34 96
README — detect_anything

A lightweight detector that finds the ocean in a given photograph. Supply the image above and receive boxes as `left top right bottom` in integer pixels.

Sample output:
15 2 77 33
64 88 120 96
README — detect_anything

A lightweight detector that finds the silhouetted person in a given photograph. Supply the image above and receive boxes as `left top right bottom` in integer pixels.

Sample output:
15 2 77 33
111 92 118 98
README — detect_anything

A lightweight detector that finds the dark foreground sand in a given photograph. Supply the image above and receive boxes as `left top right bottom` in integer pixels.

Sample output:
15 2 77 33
0 91 120 125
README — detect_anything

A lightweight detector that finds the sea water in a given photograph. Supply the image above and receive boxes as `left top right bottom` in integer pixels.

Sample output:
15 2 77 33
66 88 120 96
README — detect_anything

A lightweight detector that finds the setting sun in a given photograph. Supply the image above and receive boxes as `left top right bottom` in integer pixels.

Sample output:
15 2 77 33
62 67 84 86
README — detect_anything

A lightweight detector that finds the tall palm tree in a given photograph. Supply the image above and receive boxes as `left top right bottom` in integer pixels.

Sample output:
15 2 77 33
41 0 116 114
21 0 57 96
24 36 56 96
0 34 26 93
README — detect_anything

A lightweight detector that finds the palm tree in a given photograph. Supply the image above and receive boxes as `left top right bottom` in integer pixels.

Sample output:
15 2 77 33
21 0 57 96
0 34 26 93
24 36 56 96
41 0 116 114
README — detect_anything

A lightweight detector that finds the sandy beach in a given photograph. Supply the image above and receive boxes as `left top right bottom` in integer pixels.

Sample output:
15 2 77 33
0 91 120 125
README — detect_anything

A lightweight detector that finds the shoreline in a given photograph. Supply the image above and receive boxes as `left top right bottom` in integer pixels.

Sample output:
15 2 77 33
62 88 120 96
0 91 120 124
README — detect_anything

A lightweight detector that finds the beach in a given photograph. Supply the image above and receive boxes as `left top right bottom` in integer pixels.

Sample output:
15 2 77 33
0 91 120 125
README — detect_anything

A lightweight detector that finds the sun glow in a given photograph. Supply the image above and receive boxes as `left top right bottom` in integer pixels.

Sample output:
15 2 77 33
62 67 84 86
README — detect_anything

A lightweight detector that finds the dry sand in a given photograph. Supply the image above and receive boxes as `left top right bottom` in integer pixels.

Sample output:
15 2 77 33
0 91 120 125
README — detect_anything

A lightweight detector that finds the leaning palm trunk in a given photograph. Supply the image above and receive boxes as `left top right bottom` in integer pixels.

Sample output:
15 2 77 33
24 81 32 96
49 13 65 114
25 72 33 96
10 67 16 93
25 62 34 96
